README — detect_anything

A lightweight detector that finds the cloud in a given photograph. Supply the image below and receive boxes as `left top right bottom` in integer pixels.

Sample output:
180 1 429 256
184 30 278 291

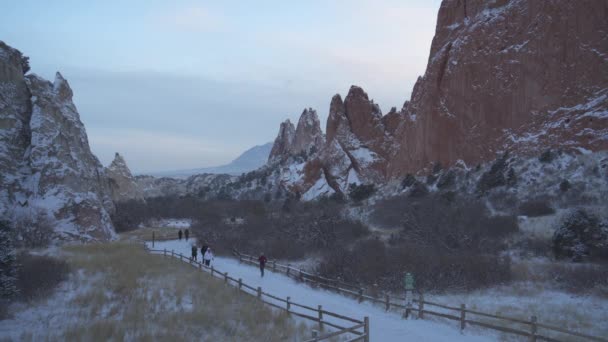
152 5 226 32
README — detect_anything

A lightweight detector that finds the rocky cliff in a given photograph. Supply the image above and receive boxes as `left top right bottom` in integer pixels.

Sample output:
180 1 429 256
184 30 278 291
0 41 115 241
264 0 608 198
106 153 144 203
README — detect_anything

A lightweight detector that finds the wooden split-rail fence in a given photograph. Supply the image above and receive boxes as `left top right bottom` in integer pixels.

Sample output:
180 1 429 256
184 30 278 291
145 246 369 342
235 251 607 342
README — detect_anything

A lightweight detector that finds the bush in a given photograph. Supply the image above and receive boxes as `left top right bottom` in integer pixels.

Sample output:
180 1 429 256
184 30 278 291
16 253 70 301
518 199 555 217
546 263 608 294
552 209 608 261
560 180 571 192
477 153 508 193
408 181 428 198
12 211 54 248
539 149 555 163
317 239 511 292
401 174 416 189
436 169 456 189
0 221 18 300
348 183 376 202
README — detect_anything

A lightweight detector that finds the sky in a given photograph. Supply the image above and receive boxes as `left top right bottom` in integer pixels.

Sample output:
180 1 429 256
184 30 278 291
0 0 442 173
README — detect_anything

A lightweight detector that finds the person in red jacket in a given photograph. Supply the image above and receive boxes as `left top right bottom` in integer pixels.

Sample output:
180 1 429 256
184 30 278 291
258 253 267 277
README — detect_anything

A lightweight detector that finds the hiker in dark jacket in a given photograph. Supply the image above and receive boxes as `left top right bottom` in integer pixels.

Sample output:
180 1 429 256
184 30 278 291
201 245 208 259
191 245 198 261
185 229 189 241
258 253 267 277
178 230 183 240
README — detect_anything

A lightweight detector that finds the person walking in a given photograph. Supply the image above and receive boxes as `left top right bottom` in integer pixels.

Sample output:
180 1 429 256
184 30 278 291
258 253 267 277
203 247 214 267
185 229 189 241
191 245 198 262
201 245 208 258
178 229 183 240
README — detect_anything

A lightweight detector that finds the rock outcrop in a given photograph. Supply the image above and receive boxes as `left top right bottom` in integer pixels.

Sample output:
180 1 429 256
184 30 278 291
264 0 608 199
0 41 115 241
106 153 144 202
268 119 295 163
292 108 324 155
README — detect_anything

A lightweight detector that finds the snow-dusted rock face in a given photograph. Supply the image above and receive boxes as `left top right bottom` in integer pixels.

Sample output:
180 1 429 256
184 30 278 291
391 0 608 175
106 153 144 202
292 108 325 155
268 119 295 163
0 41 115 241
135 173 236 199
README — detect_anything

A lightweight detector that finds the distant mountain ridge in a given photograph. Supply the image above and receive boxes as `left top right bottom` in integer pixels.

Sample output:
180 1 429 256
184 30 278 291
147 142 273 178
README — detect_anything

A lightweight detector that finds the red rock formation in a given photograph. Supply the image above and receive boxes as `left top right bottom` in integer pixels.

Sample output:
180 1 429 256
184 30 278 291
390 0 608 175
269 0 608 198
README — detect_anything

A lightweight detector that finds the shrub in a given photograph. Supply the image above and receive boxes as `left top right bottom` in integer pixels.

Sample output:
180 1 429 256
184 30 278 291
539 149 555 163
16 253 70 301
436 169 456 189
518 199 555 217
552 209 608 261
0 221 18 300
560 180 571 192
546 263 608 294
408 181 428 198
12 211 54 248
401 174 416 189
348 183 376 202
477 153 508 193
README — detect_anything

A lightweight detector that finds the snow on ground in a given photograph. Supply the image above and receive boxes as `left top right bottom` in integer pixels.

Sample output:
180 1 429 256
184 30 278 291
149 239 498 342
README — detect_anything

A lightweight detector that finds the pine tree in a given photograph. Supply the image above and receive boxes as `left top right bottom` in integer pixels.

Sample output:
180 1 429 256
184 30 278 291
0 221 18 299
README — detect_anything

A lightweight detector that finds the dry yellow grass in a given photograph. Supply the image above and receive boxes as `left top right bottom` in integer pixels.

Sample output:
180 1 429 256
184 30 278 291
55 242 308 341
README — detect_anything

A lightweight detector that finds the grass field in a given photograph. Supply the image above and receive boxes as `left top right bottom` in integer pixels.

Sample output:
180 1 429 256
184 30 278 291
1 242 307 341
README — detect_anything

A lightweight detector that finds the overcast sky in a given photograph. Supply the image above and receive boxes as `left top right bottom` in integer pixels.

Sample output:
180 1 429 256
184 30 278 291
1 0 441 173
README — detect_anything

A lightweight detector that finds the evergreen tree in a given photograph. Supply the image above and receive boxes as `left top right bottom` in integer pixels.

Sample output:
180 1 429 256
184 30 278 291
0 221 18 299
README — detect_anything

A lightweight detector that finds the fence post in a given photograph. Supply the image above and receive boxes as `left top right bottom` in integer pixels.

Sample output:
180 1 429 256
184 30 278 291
385 294 390 311
199 261 202 270
529 316 537 342
171 250 174 257
364 316 370 342
238 278 242 290
211 266 215 276
405 302 412 319
418 292 424 319
287 266 291 277
152 231 155 248
286 296 291 311
299 269 303 281
257 287 262 300
358 288 363 303
460 304 466 331
273 260 276 272
318 305 323 330
163 248 166 256
224 272 228 284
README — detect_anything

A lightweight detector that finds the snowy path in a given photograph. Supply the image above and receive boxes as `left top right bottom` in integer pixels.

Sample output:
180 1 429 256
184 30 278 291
147 240 496 342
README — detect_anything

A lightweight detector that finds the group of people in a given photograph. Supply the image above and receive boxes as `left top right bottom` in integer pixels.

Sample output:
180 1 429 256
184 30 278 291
177 230 267 277
178 229 189 241
191 244 214 266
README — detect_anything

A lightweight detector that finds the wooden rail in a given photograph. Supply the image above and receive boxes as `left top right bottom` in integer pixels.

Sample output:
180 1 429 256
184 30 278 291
234 251 607 342
146 246 369 342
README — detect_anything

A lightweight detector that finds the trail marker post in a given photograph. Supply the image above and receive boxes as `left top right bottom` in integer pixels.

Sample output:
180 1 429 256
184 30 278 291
403 272 415 319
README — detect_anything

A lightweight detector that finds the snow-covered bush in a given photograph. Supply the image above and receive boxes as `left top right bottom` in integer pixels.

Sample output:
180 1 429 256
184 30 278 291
552 209 608 261
348 183 375 202
476 153 508 193
0 221 18 300
12 211 54 248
